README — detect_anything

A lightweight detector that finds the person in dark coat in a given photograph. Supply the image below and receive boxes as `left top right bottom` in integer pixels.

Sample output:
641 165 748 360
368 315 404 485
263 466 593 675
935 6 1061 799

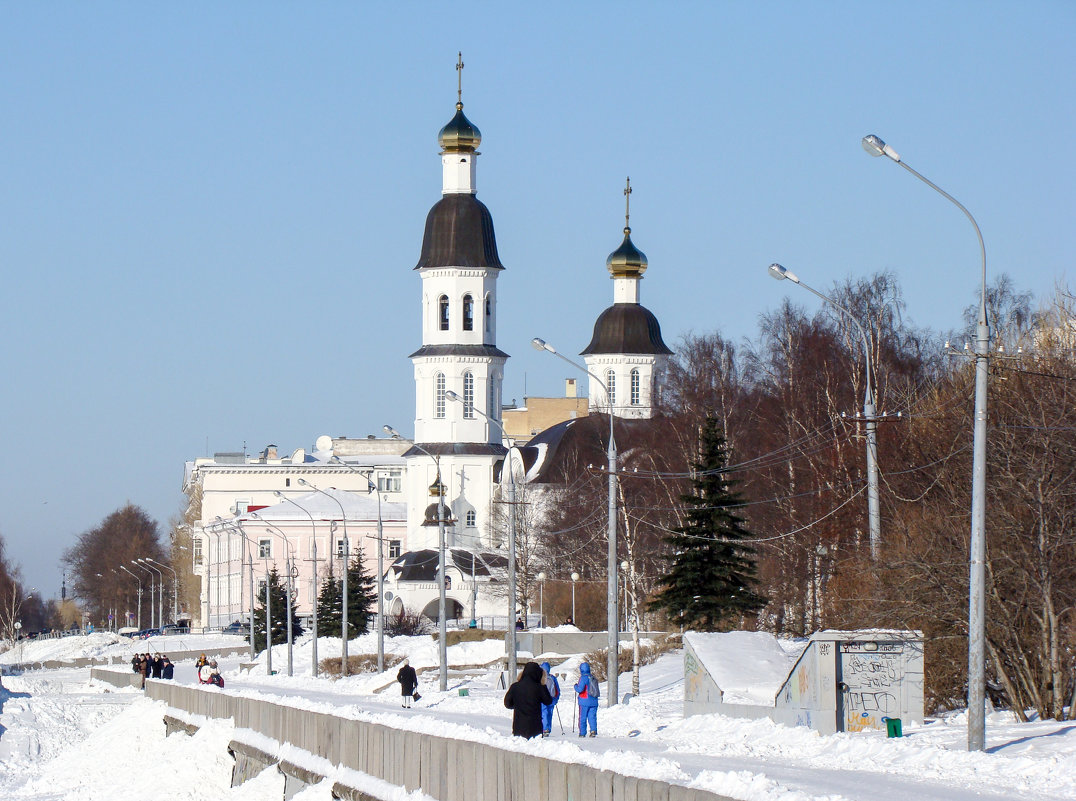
138 654 149 689
504 661 554 739
151 654 163 679
396 658 418 708
161 656 174 680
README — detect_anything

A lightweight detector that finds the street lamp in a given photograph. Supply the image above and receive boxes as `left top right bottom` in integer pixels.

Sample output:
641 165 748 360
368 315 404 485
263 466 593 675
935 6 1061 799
445 389 520 679
214 521 257 659
537 572 546 626
863 133 989 752
275 491 319 677
138 559 165 630
386 424 450 692
213 516 237 626
250 511 297 676
118 565 142 630
131 561 156 629
145 558 179 625
767 263 881 559
331 457 386 674
570 572 579 623
298 478 352 676
533 336 620 705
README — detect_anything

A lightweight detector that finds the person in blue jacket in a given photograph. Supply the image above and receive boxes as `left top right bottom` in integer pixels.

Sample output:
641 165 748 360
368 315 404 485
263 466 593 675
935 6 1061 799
574 661 600 737
540 661 560 736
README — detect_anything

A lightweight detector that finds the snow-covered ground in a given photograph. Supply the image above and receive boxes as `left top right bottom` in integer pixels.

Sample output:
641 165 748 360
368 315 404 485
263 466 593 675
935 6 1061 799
2 632 1074 801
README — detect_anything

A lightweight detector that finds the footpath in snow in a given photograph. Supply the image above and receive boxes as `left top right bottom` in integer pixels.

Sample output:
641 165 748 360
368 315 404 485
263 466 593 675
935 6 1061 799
2 631 1075 801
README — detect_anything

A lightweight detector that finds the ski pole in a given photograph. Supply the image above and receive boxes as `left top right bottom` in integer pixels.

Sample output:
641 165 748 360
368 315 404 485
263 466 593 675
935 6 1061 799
555 704 565 735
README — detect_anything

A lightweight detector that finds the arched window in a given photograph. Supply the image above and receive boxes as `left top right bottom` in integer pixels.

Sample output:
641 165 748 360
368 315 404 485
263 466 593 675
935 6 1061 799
462 294 474 331
435 373 446 418
630 368 641 405
438 295 449 331
484 294 492 333
463 372 475 418
466 510 476 528
606 369 616 406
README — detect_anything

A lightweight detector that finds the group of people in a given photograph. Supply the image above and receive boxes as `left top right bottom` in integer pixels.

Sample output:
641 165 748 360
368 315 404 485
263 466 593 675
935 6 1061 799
195 653 224 687
131 653 174 688
504 660 599 739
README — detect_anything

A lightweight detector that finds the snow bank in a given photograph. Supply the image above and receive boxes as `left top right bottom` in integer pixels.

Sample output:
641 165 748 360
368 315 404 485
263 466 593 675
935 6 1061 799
685 631 804 705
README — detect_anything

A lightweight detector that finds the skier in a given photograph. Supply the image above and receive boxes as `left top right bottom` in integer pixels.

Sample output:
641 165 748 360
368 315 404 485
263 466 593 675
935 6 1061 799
574 661 600 737
397 658 418 708
540 661 560 737
503 661 553 739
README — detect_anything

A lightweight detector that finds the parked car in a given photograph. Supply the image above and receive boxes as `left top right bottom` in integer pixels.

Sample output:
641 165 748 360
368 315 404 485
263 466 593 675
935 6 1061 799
160 623 189 635
222 621 247 635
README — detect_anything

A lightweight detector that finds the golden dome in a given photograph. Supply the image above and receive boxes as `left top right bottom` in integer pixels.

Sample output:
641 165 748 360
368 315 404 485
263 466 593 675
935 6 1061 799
606 227 648 278
438 103 481 153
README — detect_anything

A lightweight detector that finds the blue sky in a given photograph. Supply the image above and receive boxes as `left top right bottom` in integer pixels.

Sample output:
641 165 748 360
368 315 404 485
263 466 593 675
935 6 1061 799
1 2 1072 598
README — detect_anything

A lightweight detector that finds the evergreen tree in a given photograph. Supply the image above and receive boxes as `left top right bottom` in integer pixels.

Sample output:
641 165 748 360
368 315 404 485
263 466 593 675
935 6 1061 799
317 549 378 639
648 415 766 630
253 567 304 650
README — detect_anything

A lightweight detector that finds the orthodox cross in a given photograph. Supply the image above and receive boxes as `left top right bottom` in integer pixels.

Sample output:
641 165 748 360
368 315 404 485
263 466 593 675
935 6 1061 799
624 176 633 232
456 52 464 105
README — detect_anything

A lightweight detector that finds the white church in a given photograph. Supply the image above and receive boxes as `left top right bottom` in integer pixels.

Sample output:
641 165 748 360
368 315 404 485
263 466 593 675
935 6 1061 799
183 62 671 631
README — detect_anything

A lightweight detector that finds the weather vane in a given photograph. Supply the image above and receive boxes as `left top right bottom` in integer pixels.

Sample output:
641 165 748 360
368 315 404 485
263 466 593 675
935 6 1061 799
624 176 632 232
456 52 464 106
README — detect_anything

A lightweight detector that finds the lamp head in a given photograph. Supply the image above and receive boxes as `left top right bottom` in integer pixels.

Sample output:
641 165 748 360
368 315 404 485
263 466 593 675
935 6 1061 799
571 572 579 582
861 134 900 162
384 425 400 439
273 490 284 498
298 478 309 486
445 390 461 402
531 337 555 354
768 263 800 284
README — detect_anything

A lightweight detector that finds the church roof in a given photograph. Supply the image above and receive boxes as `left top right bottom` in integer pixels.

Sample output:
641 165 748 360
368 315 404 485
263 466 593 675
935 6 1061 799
408 344 509 360
438 104 482 153
403 442 508 459
390 548 506 582
580 303 673 356
414 193 504 271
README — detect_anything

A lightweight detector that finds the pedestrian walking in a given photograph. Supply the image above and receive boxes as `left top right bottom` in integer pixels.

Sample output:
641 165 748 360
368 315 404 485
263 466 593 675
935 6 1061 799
540 661 560 737
503 661 553 739
161 656 174 680
397 658 418 708
574 661 600 737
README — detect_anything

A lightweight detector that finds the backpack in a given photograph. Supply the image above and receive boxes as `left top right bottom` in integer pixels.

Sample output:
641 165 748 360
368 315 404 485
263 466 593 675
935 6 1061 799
588 676 600 699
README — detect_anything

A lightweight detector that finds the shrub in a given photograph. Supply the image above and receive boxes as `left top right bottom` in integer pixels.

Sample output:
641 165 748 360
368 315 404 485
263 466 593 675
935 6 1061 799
583 634 681 683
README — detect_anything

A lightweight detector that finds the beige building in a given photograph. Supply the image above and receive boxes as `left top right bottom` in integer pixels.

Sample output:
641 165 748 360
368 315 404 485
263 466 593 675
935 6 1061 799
502 379 590 442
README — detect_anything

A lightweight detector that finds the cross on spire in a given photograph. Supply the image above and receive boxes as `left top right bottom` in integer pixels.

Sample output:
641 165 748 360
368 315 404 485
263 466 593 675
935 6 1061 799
456 52 464 106
624 176 632 233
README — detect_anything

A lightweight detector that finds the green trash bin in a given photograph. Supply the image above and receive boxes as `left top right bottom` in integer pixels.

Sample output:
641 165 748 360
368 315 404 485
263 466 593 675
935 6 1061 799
458 688 469 696
884 717 902 738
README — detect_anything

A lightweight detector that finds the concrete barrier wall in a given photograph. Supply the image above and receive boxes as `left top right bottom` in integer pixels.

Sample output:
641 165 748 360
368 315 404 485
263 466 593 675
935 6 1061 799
6 642 250 674
515 631 667 659
144 681 734 801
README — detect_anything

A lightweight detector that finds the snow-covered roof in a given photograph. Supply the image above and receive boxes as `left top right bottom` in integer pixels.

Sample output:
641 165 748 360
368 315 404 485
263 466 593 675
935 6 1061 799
238 489 406 523
685 631 805 706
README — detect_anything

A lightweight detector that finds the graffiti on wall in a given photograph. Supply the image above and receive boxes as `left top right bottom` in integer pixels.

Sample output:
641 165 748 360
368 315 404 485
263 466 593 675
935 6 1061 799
840 650 901 732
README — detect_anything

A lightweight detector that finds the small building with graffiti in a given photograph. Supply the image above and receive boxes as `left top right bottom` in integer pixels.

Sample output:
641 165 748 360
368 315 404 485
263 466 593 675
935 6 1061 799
684 629 924 735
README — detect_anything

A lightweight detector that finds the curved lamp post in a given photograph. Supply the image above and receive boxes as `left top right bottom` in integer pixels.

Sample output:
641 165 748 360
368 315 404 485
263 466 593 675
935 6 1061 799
386 424 450 692
863 133 989 752
534 337 620 705
446 389 519 679
570 572 579 623
138 559 165 630
767 263 881 560
331 456 386 674
131 561 156 629
118 565 142 630
145 558 179 625
213 517 236 625
250 511 296 676
275 491 320 677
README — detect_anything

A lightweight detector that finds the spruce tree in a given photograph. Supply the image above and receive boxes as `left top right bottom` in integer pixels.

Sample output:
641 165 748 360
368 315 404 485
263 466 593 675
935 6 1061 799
317 550 378 639
648 415 766 630
253 567 304 650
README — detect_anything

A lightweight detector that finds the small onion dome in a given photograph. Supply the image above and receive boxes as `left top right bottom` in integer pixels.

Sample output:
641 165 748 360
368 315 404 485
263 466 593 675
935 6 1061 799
438 102 481 152
422 502 455 527
606 227 648 278
428 479 447 498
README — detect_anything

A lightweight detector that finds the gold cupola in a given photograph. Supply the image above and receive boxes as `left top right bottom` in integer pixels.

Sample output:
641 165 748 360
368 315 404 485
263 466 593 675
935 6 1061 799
606 177 648 278
439 53 481 153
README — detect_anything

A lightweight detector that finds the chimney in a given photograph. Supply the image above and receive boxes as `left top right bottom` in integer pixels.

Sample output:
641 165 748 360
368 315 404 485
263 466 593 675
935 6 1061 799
565 378 577 398
265 444 278 460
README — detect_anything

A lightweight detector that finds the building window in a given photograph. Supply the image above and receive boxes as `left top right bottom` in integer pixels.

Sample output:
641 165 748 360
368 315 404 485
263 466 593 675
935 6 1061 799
606 369 616 406
463 372 475 418
256 579 267 598
378 470 402 493
336 538 346 558
435 373 446 418
631 368 641 405
193 537 203 565
258 539 271 559
488 380 497 421
462 294 474 331
389 540 402 559
438 295 449 331
484 294 492 333
466 510 476 528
